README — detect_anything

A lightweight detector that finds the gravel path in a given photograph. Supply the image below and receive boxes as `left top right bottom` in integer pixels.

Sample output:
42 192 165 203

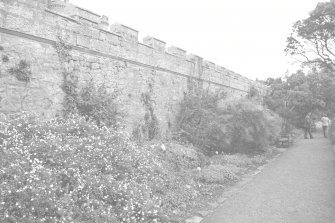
202 132 335 223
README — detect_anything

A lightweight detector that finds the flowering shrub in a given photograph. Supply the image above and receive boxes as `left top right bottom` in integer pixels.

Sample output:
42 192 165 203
0 113 166 222
158 143 203 171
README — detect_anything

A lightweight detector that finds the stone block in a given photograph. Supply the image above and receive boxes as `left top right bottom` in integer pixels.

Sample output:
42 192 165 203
99 15 109 31
110 23 138 42
6 4 34 19
105 32 121 46
0 0 267 137
167 46 186 58
138 43 153 56
143 36 166 53
91 38 110 53
76 6 100 24
76 34 91 48
203 60 216 69
5 15 34 33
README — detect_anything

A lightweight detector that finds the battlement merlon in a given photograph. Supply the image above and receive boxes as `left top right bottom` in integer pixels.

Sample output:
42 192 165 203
187 54 202 62
167 46 186 58
25 0 49 9
35 0 263 90
47 0 69 13
99 15 109 31
143 36 166 53
203 60 216 69
110 23 139 42
47 0 109 28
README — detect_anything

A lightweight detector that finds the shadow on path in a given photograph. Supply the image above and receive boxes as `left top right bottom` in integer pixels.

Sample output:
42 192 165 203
202 132 335 223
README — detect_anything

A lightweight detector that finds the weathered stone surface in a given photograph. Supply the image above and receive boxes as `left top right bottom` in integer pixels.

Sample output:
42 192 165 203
0 0 267 137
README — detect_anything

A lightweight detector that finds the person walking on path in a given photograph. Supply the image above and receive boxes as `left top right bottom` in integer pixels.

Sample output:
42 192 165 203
321 115 331 138
303 112 313 139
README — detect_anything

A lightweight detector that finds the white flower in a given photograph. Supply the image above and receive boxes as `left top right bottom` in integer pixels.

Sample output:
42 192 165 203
161 144 166 151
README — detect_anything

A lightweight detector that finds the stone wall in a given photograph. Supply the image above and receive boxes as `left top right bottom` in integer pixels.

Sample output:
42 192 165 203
0 0 267 136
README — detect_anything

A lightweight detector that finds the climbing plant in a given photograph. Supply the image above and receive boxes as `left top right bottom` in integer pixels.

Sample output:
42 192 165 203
2 55 9 63
55 36 78 116
132 73 160 141
76 79 123 128
141 91 160 140
54 36 124 128
8 60 32 83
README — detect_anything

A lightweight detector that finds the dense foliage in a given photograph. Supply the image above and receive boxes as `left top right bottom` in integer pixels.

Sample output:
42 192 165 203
176 92 280 155
0 114 165 222
277 0 335 128
76 80 123 128
8 60 32 82
0 111 280 222
264 70 335 127
285 1 335 71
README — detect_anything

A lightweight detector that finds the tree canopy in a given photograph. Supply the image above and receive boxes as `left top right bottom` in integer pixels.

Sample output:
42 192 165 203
285 1 335 71
264 70 335 127
267 0 335 128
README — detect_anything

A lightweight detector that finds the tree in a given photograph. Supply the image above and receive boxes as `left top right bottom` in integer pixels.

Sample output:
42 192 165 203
264 70 326 127
307 70 335 115
285 1 335 71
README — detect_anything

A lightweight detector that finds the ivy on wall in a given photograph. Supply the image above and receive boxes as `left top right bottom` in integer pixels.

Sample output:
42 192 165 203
8 60 32 83
54 36 124 127
0 45 31 82
55 36 78 116
2 55 9 63
141 91 159 140
132 72 160 141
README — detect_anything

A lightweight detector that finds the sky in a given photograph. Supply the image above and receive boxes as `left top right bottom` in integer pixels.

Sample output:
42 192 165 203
71 0 323 80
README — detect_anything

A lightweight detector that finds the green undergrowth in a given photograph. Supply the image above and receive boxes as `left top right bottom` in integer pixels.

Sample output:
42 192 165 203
176 92 282 155
0 112 279 223
0 114 165 222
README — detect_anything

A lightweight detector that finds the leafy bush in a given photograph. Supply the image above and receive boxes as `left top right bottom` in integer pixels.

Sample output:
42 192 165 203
154 171 198 213
247 85 260 98
176 91 278 155
226 100 271 153
76 80 123 128
211 153 266 168
145 143 203 212
132 93 160 141
2 55 9 63
0 113 166 222
158 143 203 170
175 91 229 155
198 164 239 184
8 60 32 82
